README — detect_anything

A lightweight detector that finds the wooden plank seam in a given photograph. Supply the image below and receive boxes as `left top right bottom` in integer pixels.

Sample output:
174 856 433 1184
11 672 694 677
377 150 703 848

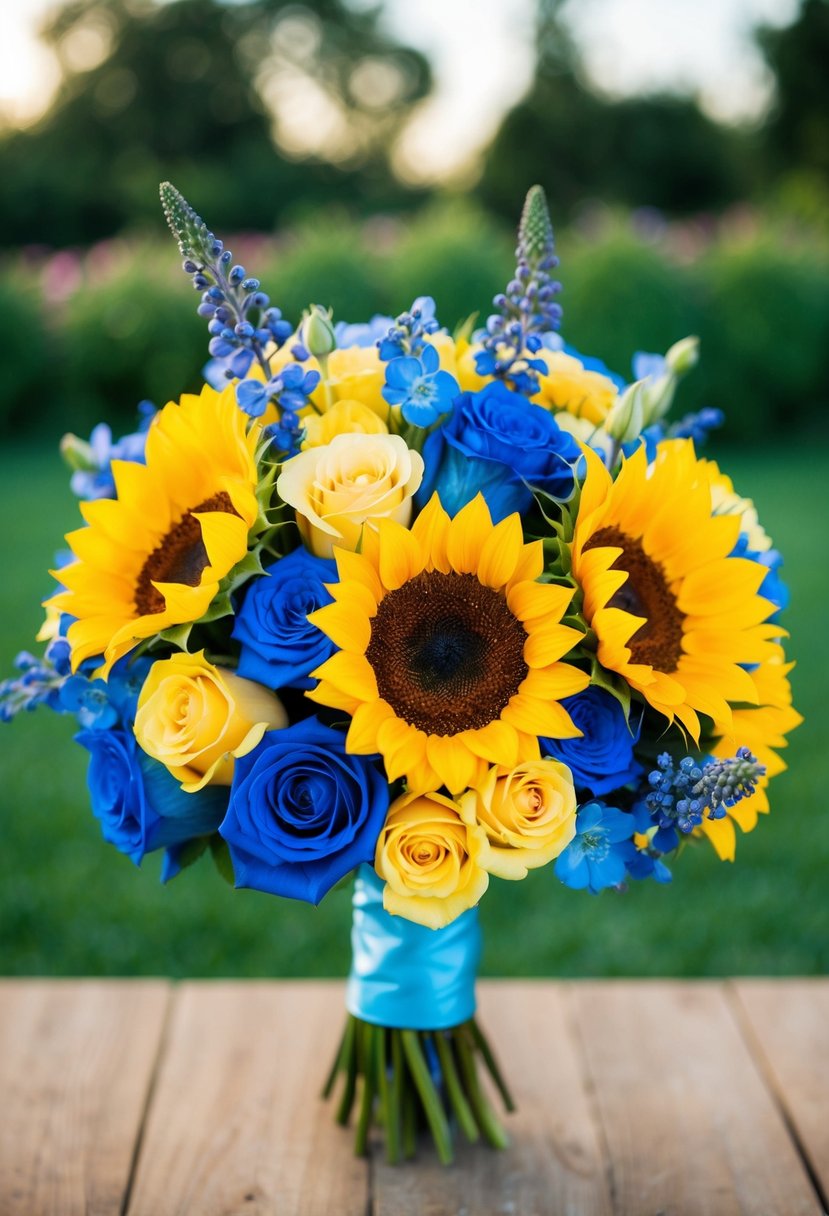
725 981 829 1216
119 983 175 1216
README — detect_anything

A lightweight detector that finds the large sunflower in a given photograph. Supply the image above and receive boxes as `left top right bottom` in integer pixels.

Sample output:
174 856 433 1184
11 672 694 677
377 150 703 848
570 440 780 739
702 644 802 860
307 494 588 795
50 384 260 675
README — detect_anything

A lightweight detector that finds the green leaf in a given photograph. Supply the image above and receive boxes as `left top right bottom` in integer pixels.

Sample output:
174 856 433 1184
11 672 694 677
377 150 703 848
590 657 632 720
453 312 479 344
156 621 193 651
209 835 235 886
167 835 210 878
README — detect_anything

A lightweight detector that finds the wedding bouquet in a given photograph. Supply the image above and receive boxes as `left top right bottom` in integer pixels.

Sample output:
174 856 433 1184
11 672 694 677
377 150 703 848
2 184 800 1164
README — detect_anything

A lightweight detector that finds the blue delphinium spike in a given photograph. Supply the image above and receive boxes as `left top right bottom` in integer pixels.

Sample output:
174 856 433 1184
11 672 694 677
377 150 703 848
477 185 563 396
160 182 302 433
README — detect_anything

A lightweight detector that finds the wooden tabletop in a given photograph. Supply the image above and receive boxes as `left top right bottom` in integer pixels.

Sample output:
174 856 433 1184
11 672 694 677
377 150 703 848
0 979 827 1216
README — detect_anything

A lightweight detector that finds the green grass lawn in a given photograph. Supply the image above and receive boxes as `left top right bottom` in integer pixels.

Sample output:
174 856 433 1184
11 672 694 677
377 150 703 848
0 441 826 978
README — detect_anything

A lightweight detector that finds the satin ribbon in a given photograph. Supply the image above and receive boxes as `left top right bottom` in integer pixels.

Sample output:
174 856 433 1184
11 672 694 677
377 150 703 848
346 864 481 1030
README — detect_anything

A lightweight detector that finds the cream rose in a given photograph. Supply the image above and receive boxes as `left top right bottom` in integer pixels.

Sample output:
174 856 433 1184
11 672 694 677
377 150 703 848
375 790 489 929
276 432 424 558
460 759 577 880
134 650 286 792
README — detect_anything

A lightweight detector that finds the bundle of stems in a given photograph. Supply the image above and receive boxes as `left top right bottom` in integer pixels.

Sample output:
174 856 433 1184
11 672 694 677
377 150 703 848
323 1015 515 1165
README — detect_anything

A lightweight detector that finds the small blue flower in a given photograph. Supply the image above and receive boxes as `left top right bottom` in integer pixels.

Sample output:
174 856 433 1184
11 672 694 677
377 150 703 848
554 801 637 893
68 411 154 501
107 656 153 722
378 297 440 361
382 344 459 427
335 315 394 348
59 676 119 730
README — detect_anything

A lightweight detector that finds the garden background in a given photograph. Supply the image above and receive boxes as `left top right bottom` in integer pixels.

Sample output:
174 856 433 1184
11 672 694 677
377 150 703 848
1 0 827 978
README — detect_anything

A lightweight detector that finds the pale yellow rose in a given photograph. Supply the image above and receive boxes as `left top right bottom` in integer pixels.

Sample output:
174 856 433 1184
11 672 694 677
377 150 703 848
537 351 619 424
459 759 577 880
301 398 388 449
375 790 489 929
276 432 424 558
134 651 286 792
320 344 387 416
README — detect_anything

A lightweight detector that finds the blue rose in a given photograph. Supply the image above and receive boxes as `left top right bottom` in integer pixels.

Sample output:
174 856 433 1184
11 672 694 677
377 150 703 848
232 548 337 690
541 687 642 797
79 728 227 864
220 717 389 904
418 381 582 521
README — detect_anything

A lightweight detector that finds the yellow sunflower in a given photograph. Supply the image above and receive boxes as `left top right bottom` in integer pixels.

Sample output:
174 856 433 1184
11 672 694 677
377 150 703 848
49 384 260 676
307 493 589 795
701 644 802 860
570 440 780 739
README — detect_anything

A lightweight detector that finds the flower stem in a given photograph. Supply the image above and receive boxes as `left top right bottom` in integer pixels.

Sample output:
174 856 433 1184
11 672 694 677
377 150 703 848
400 1029 454 1166
434 1031 480 1143
469 1017 516 1112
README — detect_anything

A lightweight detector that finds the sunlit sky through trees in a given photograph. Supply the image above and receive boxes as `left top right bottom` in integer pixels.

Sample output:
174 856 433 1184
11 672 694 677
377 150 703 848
0 0 800 183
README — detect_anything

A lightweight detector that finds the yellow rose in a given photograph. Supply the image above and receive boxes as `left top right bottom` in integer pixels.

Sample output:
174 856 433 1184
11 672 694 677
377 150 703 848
375 790 489 929
276 432 424 558
321 344 387 416
134 651 286 792
301 398 389 449
537 351 619 424
460 759 577 880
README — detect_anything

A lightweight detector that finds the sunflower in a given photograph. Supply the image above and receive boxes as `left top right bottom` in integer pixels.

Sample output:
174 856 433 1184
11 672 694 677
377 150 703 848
307 493 588 795
701 644 802 861
570 440 780 739
50 384 260 676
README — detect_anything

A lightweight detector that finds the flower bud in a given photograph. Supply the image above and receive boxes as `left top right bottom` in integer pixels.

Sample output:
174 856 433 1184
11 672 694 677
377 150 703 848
301 304 337 358
666 335 699 377
60 433 96 472
604 380 646 445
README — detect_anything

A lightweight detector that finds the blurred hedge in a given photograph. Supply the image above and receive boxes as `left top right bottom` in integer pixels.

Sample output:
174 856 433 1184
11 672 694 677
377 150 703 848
3 203 828 444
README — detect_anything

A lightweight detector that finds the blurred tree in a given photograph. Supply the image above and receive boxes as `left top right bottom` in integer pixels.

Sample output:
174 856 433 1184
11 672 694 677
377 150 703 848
756 0 829 185
0 0 431 247
478 0 747 220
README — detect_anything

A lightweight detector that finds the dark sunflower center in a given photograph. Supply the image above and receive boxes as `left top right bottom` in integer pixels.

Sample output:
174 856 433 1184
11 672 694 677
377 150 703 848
134 492 239 617
585 525 684 673
365 570 528 736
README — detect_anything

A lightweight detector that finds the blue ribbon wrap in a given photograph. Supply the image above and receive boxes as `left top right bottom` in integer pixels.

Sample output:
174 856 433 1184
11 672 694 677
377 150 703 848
346 864 482 1031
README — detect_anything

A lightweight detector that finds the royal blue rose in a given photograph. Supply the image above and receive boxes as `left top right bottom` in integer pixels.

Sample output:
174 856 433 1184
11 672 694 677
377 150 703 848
541 687 642 797
418 381 581 521
78 728 227 864
232 548 337 690
220 717 389 904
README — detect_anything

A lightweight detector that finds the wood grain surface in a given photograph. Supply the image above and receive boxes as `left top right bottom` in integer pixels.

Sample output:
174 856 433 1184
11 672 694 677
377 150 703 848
732 979 829 1208
125 981 367 1216
0 979 169 1216
0 978 826 1216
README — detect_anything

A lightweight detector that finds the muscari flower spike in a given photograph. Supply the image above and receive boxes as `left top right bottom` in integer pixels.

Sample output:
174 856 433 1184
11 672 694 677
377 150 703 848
476 184 563 395
646 747 766 835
